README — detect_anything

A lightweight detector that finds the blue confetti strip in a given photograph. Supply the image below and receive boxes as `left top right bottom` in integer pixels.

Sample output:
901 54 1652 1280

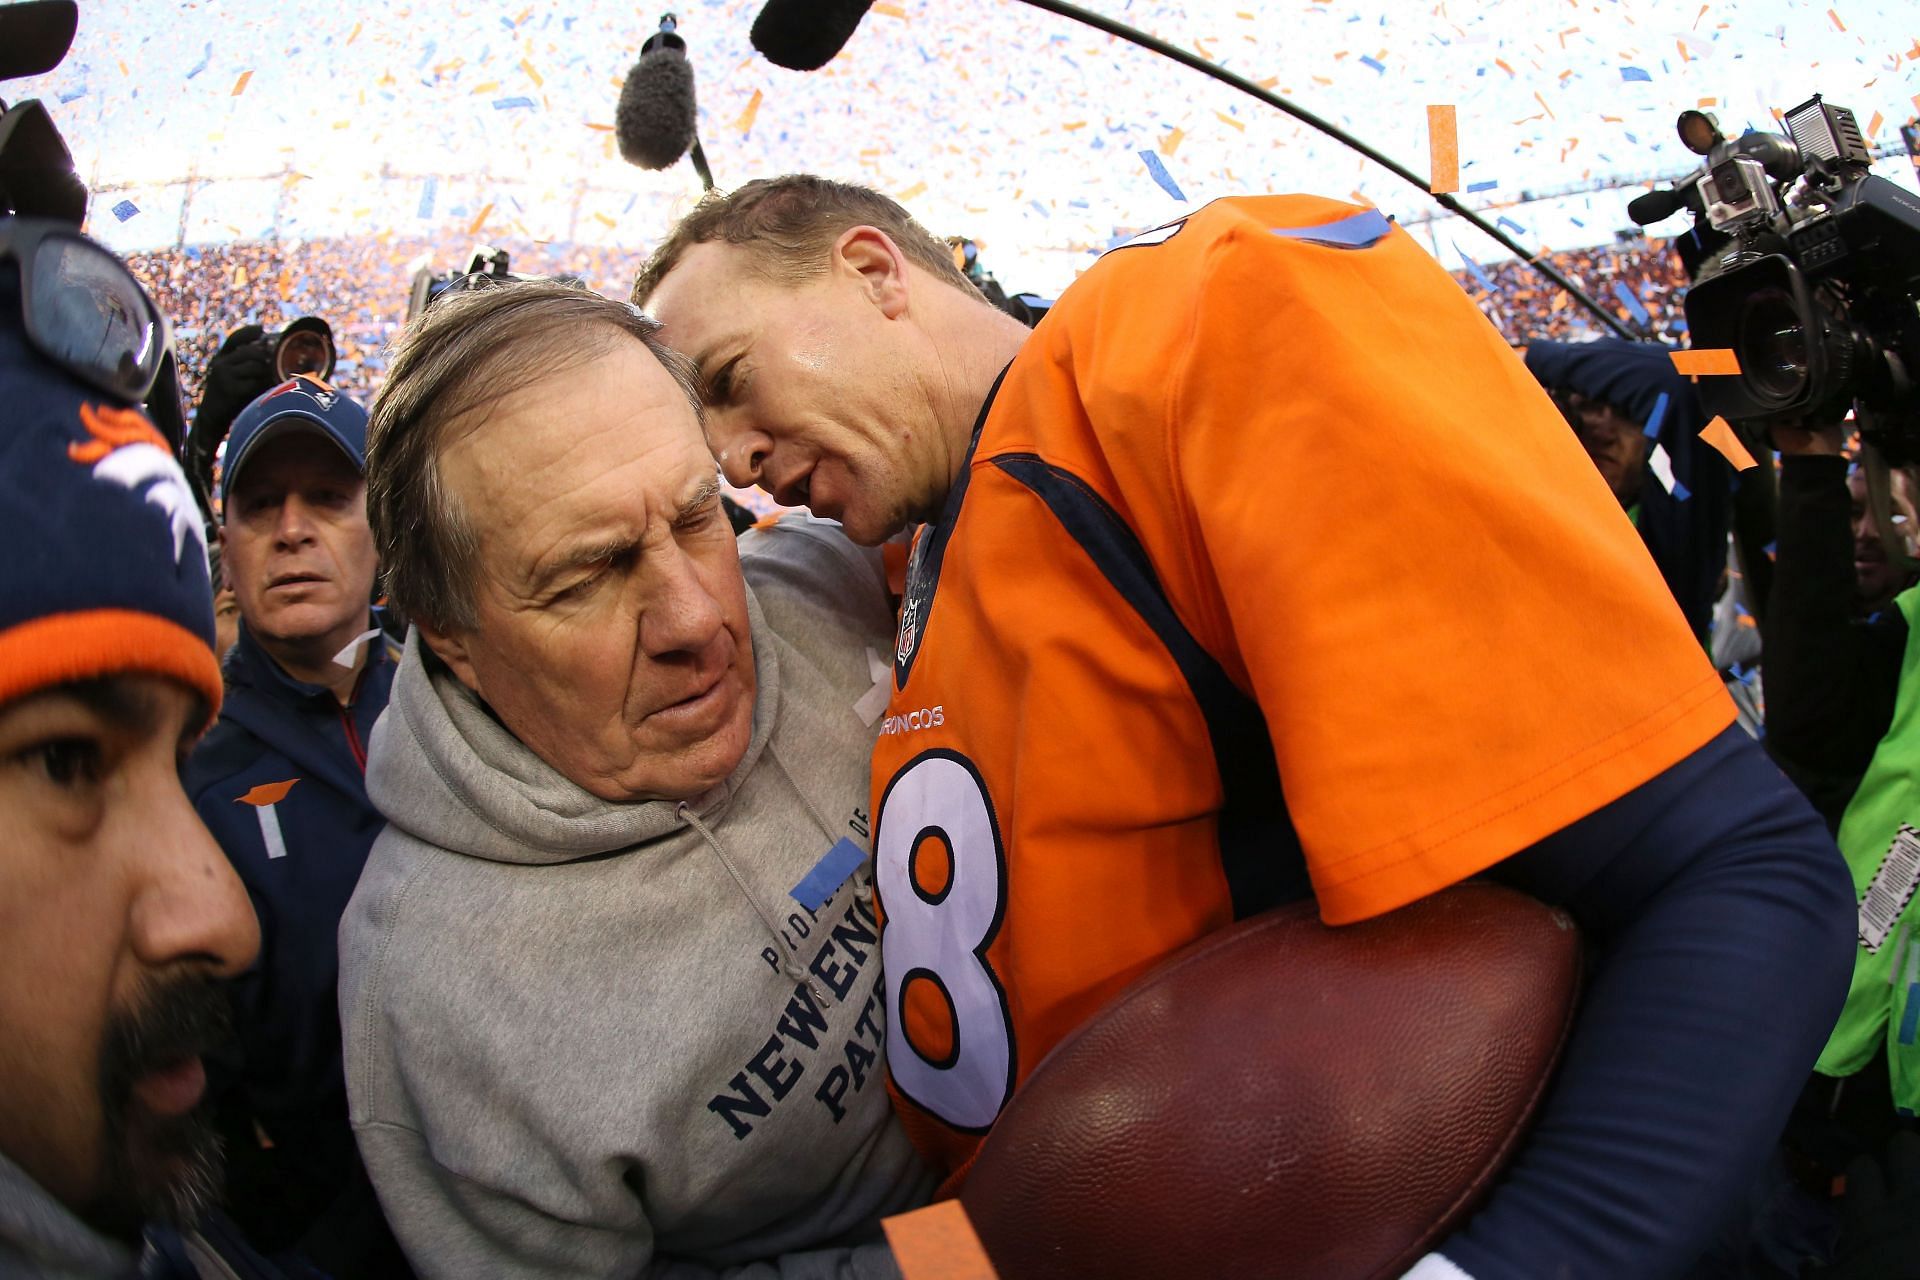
492 96 536 111
1272 208 1393 249
1137 150 1187 202
1454 241 1495 293
1030 199 1050 216
1621 66 1652 82
1359 55 1386 73
186 42 211 79
1612 280 1651 327
110 200 139 223
1466 178 1499 193
1496 215 1527 235
790 838 868 913
1644 391 1670 439
417 176 437 220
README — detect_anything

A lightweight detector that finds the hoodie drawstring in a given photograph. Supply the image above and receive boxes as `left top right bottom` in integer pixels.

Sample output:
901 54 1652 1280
677 801 829 1003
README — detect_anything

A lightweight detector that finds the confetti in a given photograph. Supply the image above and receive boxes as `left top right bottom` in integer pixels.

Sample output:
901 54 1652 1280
110 200 140 222
1611 279 1650 326
468 203 494 236
735 89 764 136
185 43 211 80
1138 150 1188 201
1670 349 1743 376
492 96 536 111
1620 66 1653 82
231 70 253 96
881 1202 998 1280
1644 391 1671 439
1427 104 1459 194
1700 416 1759 471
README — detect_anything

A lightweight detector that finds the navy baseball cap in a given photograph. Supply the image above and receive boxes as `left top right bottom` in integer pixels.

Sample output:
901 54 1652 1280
220 373 368 507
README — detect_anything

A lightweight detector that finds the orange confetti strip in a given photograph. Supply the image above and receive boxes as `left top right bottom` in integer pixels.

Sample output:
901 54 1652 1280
872 1 908 16
734 88 764 136
1700 416 1759 471
1867 110 1884 137
231 70 253 96
1677 39 1690 63
585 122 613 132
1694 4 1710 28
1161 126 1185 157
1494 57 1516 76
1428 104 1459 194
1601 113 1623 122
237 778 298 807
594 213 616 228
521 59 543 87
1534 90 1556 119
346 21 362 44
468 203 494 236
897 182 928 201
471 81 501 94
1558 27 1580 47
1670 348 1743 376
881 1202 998 1280
1828 8 1845 31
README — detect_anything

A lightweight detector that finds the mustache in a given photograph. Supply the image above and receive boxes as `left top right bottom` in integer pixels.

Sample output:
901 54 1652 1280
89 973 234 1238
101 974 232 1098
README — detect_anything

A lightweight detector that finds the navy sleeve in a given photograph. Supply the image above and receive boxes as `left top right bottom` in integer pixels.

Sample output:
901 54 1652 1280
1433 723 1855 1280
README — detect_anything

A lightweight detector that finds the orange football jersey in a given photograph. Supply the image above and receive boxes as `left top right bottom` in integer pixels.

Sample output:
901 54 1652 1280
870 195 1733 1180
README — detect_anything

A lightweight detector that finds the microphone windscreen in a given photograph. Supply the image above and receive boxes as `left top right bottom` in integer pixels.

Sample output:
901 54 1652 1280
0 0 77 81
615 47 697 170
1626 188 1683 226
750 0 876 72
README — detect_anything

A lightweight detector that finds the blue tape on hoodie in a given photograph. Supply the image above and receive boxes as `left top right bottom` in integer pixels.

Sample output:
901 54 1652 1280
791 837 868 912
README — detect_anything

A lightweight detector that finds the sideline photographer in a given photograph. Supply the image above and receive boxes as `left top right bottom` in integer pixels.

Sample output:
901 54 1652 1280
184 316 336 503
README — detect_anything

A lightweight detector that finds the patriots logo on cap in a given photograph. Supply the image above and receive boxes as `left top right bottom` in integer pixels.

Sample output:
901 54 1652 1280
68 404 207 568
262 374 338 411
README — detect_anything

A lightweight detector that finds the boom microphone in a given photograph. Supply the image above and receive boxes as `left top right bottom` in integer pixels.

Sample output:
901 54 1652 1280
750 0 875 72
616 20 698 170
1626 187 1685 227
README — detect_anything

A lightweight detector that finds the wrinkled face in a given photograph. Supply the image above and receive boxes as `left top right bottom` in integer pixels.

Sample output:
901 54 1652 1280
1849 467 1919 610
0 676 259 1241
420 338 757 803
645 238 947 546
1572 400 1649 507
221 433 377 650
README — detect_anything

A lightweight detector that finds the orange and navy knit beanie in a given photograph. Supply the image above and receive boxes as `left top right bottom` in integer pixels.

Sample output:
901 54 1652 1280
0 260 222 720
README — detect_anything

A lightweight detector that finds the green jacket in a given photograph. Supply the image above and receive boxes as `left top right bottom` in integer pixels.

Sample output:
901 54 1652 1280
1817 585 1920 1115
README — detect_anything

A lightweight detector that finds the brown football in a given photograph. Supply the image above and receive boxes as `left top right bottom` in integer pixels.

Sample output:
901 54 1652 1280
959 882 1582 1280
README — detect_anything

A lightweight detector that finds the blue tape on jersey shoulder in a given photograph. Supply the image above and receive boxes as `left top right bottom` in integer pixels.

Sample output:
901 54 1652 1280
1270 208 1394 250
791 836 868 912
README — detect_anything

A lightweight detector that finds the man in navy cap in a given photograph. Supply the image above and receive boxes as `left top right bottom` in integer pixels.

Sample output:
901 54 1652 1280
0 215 261 1274
184 376 409 1275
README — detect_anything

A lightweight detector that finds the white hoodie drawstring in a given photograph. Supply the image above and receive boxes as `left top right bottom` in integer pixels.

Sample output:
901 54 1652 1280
677 801 830 1004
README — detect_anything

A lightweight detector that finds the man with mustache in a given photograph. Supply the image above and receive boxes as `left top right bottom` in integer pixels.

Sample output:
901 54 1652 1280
0 238 259 1273
183 377 409 1273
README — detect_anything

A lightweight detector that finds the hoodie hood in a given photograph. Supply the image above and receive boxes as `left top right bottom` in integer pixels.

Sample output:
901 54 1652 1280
366 582 781 865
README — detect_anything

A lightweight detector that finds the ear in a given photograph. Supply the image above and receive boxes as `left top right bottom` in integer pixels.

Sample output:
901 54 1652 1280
832 225 911 321
414 616 483 695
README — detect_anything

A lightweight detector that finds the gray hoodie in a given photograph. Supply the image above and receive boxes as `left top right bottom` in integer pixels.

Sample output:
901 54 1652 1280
338 518 934 1279
0 1154 134 1279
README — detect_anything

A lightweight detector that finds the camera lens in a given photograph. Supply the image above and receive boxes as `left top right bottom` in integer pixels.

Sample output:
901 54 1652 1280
1737 288 1810 403
275 329 332 379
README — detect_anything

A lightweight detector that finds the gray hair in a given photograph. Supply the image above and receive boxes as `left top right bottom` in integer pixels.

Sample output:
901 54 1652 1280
366 278 704 632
